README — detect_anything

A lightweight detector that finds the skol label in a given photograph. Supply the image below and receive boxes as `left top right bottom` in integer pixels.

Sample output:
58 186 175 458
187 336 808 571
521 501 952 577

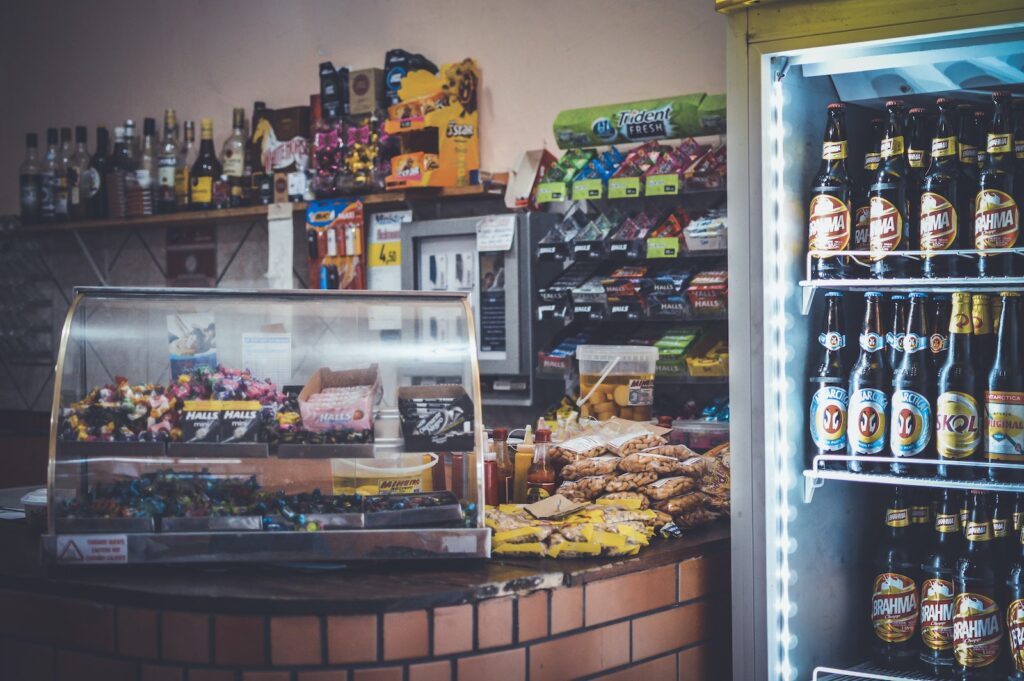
891 389 931 457
870 196 902 258
810 386 848 452
848 388 887 455
985 391 1024 463
935 391 980 460
920 192 957 252
873 572 918 643
1008 599 1024 673
921 578 955 651
809 194 851 253
953 592 1002 669
975 189 1019 250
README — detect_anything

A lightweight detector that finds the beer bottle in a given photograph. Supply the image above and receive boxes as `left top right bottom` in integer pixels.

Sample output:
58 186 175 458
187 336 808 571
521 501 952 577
890 292 933 474
809 292 849 462
854 118 885 258
976 110 990 169
922 99 972 278
991 492 1012 565
973 294 996 378
910 488 933 552
953 490 1004 677
1014 98 1024 184
871 100 914 278
872 486 920 669
920 488 961 676
976 91 1021 277
847 291 889 472
958 104 981 185
1015 494 1024 535
809 103 855 279
985 292 1024 483
962 490 972 538
1007 520 1024 680
936 292 983 479
930 294 952 379
888 294 909 372
908 107 930 251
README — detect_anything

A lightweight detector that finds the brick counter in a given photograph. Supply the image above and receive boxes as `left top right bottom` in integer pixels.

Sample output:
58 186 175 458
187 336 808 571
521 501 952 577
0 521 730 681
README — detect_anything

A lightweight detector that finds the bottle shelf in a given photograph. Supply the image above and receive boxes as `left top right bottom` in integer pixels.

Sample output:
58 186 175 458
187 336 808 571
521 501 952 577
813 662 940 680
803 454 1024 503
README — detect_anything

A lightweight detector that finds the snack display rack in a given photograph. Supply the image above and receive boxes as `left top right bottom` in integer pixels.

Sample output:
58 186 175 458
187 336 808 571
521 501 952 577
41 287 488 564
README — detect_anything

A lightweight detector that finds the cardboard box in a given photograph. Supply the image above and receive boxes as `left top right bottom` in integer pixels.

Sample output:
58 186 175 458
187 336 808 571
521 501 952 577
349 68 384 115
298 366 380 437
397 385 475 451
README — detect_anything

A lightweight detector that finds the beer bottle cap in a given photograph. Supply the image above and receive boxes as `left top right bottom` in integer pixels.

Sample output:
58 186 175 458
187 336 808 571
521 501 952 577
885 99 904 108
993 90 1010 100
824 291 843 299
891 294 906 300
974 110 987 119
909 107 928 115
1001 291 1021 297
864 291 883 298
827 102 846 110
936 97 953 106
909 292 928 299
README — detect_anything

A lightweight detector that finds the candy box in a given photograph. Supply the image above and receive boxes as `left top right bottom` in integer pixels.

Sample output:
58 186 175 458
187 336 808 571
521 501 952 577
686 271 728 313
299 366 380 436
397 385 475 451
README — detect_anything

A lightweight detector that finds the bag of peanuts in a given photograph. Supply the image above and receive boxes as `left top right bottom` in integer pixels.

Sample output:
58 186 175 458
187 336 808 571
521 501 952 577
550 434 607 465
607 430 668 456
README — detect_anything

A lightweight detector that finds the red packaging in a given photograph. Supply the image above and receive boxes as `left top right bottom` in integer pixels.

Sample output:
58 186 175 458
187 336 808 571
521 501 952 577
686 271 729 312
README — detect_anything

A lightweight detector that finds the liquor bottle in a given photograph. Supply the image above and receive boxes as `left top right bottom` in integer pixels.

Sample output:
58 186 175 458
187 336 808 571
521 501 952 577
870 100 913 278
105 126 130 219
19 133 42 225
958 104 980 185
124 119 138 159
991 493 1012 565
246 101 269 205
976 91 1020 277
55 127 71 221
39 128 59 223
972 294 996 378
809 292 849 463
887 294 909 373
985 292 1024 483
953 491 1004 677
175 121 195 209
67 126 92 221
921 98 971 278
929 294 951 379
112 124 135 172
156 109 178 214
1008 520 1024 680
808 103 854 279
854 118 884 257
847 291 889 472
492 427 514 504
221 107 246 207
525 427 556 503
889 292 933 474
87 126 110 219
189 118 221 210
871 486 920 669
936 292 982 479
137 118 157 189
920 488 960 676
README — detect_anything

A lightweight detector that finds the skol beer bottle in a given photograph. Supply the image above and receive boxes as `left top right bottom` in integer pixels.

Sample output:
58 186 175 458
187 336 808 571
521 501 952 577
809 103 855 279
920 488 961 676
985 292 1024 483
854 118 885 258
872 486 920 669
936 292 983 480
890 292 933 475
973 294 996 378
809 292 848 463
922 99 972 278
871 100 914 278
1007 520 1024 680
888 294 909 373
847 292 889 473
959 103 981 185
930 294 952 379
953 490 1004 678
976 91 1020 278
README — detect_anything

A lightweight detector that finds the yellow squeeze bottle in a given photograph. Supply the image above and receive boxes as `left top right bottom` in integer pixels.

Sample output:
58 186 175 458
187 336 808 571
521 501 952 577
513 425 534 504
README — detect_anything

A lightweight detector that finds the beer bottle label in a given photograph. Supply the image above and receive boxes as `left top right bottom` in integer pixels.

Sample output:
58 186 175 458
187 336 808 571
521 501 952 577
818 331 846 350
822 141 847 160
886 507 910 527
974 189 1020 250
935 391 981 460
1015 511 1024 532
848 388 887 455
929 331 948 354
921 578 955 651
987 133 1013 155
935 512 960 534
859 332 883 352
891 389 931 457
993 517 1009 538
1008 599 1024 672
1016 137 1024 160
953 592 1003 668
960 144 977 165
965 521 993 542
901 332 927 354
809 386 848 452
864 152 881 171
872 572 918 643
919 192 957 251
910 505 930 526
809 194 851 253
886 330 905 355
931 136 957 158
984 391 1024 462
880 135 905 158
869 196 902 258
908 148 926 169
853 205 870 251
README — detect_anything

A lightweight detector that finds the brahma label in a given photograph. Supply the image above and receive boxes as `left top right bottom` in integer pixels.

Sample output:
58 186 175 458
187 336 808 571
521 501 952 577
987 133 1012 155
985 391 1024 462
872 572 918 643
934 513 959 534
908 147 926 169
953 592 1003 669
880 135 905 158
920 192 957 251
936 391 980 459
810 386 848 452
809 194 851 253
822 141 848 160
1009 599 1024 672
921 578 955 651
932 136 957 158
848 388 887 455
975 189 1019 250
869 196 902 258
853 205 871 251
891 389 931 457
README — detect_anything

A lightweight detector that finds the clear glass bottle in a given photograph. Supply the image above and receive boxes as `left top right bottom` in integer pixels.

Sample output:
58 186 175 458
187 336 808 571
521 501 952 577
113 124 135 172
157 110 179 214
175 121 195 209
124 118 138 159
19 132 42 225
525 427 556 503
137 117 157 190
55 127 71 220
39 128 59 222
67 126 92 220
221 107 247 207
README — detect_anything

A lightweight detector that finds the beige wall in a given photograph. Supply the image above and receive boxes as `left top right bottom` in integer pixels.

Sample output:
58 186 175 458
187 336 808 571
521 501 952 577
0 0 725 214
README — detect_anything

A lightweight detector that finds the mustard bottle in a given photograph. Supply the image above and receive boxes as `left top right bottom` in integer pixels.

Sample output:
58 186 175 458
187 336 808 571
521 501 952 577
513 425 534 504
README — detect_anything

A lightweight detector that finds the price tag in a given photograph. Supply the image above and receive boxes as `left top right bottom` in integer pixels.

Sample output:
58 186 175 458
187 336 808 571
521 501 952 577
608 177 642 199
536 182 568 203
645 174 680 196
368 241 401 267
646 237 680 259
572 179 604 200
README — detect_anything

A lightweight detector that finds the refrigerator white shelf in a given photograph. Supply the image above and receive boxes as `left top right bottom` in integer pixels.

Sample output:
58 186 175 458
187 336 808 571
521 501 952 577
813 663 940 681
803 455 1024 503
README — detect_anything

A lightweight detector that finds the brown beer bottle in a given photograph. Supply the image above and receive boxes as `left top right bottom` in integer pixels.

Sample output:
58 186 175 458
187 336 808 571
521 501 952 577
953 491 1004 678
991 492 1012 566
809 103 855 279
921 99 972 278
887 294 909 372
920 488 961 676
972 294 996 378
809 292 849 462
854 118 885 258
930 294 952 379
959 104 981 186
872 486 920 669
976 91 1021 277
889 293 933 474
871 100 914 278
1007 518 1024 680
936 292 982 479
985 292 1024 483
847 292 889 472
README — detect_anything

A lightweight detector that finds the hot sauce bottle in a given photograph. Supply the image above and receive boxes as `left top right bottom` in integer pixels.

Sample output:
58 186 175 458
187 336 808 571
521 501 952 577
525 427 556 503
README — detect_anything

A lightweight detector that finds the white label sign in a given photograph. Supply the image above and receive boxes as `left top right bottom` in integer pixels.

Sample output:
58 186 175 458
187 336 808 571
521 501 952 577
56 534 128 563
476 214 516 252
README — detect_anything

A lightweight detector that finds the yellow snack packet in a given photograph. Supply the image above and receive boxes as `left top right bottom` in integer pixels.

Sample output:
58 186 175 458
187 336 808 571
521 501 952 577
548 540 602 558
595 497 644 510
493 526 548 545
493 542 547 556
592 529 628 549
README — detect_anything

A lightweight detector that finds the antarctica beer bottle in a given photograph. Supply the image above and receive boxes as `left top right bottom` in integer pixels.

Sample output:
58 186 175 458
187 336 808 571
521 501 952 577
847 291 889 472
889 292 933 475
809 292 848 466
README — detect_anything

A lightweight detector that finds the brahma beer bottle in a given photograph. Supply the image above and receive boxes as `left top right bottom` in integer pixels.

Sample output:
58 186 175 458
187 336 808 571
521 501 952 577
871 100 914 278
809 292 848 464
973 294 996 378
958 103 981 185
808 103 854 279
922 99 971 278
910 488 933 554
953 490 1004 678
854 118 885 258
985 292 1024 483
1007 521 1024 680
872 486 920 669
907 107 930 254
920 488 961 676
890 292 933 475
976 91 1020 278
887 294 909 372
1015 98 1024 182
930 294 951 379
1015 494 1024 535
847 292 889 472
936 292 982 480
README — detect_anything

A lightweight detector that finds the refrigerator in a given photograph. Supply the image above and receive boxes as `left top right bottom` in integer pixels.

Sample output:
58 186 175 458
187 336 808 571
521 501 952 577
724 2 1024 680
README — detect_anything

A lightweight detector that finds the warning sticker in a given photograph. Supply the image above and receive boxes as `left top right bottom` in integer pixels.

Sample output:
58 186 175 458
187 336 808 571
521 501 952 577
56 534 128 564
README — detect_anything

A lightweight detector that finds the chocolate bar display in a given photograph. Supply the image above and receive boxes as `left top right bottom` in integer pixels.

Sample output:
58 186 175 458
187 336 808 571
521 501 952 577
397 385 475 451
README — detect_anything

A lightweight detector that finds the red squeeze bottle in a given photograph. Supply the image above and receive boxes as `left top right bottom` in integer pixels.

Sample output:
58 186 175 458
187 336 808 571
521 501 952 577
484 451 498 506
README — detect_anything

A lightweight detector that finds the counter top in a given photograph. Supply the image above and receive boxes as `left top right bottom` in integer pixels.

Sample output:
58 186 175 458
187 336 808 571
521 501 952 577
0 519 729 615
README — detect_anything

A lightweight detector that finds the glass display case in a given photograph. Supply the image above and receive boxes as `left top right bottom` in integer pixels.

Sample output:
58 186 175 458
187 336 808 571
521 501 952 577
41 287 488 564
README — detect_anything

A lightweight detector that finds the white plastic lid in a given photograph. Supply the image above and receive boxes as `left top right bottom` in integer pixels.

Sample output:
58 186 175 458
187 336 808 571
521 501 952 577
576 344 659 363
